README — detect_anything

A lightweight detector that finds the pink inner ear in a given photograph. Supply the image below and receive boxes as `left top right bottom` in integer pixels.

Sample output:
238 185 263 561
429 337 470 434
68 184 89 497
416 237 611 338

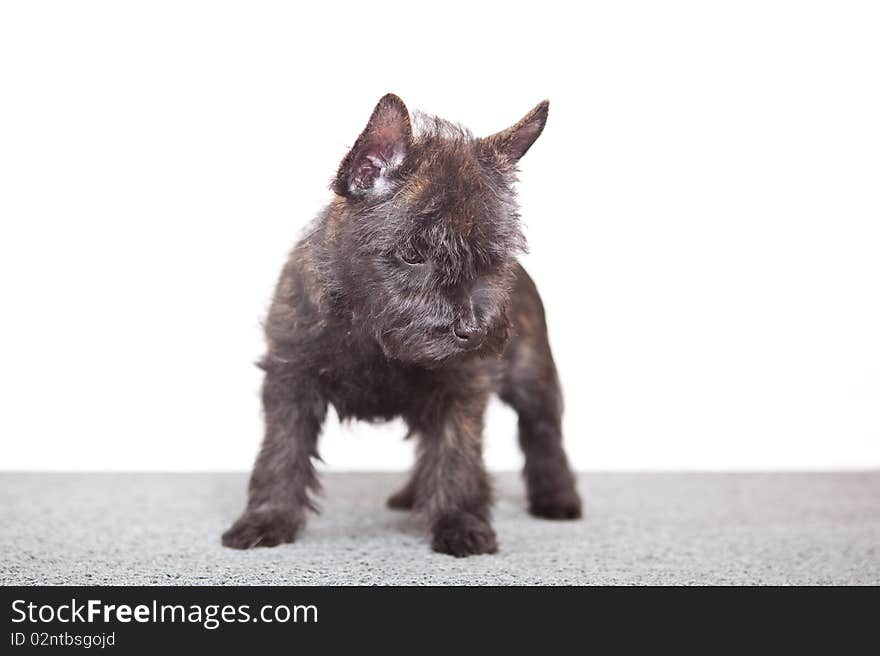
349 136 403 192
335 93 412 197
348 122 409 193
369 104 411 164
366 129 404 167
374 113 407 147
352 156 381 191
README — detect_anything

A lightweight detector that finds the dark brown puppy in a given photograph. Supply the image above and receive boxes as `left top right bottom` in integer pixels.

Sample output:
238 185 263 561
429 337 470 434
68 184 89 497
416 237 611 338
222 94 581 557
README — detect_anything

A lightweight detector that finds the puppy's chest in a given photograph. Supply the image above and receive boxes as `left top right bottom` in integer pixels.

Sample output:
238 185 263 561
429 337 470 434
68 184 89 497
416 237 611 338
314 351 423 422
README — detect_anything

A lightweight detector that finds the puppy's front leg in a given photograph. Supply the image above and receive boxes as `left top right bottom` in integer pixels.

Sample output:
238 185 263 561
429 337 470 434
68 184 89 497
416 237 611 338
222 370 326 549
412 397 497 557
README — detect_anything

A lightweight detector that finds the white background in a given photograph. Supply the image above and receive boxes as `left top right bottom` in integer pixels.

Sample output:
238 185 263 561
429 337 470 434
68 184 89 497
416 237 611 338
1 1 878 472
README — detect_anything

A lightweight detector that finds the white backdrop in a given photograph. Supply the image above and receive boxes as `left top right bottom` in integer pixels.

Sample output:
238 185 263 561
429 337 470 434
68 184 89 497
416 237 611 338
1 1 878 472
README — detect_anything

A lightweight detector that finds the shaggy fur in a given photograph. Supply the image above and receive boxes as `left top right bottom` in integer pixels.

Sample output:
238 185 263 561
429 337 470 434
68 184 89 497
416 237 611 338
222 94 581 557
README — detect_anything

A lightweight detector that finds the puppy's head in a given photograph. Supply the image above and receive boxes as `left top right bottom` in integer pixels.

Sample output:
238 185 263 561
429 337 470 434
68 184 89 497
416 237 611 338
326 94 548 366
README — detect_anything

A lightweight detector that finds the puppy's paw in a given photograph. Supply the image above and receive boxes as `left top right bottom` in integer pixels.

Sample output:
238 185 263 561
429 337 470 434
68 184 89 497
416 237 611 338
386 485 416 510
431 513 498 557
529 487 583 520
221 506 303 549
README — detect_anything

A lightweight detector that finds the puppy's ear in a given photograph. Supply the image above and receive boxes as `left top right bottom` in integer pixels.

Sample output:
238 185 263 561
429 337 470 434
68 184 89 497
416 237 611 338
481 100 549 163
333 93 412 198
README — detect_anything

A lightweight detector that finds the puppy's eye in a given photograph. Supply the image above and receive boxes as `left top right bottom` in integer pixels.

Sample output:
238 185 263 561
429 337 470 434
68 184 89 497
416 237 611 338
399 250 425 266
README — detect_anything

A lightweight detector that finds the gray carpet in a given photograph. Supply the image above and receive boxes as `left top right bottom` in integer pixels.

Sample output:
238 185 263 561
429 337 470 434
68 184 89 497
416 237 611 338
1 472 878 585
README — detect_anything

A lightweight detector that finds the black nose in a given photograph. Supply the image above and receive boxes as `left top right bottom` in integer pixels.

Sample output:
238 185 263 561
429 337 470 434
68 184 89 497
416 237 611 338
452 321 485 350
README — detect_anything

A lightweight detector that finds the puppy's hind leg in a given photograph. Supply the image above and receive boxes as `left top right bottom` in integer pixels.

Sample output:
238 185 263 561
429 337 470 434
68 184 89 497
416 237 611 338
500 331 582 520
387 476 417 510
387 429 419 510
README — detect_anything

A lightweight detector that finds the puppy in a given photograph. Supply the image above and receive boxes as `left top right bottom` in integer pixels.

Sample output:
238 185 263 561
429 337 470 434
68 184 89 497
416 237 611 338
222 94 581 556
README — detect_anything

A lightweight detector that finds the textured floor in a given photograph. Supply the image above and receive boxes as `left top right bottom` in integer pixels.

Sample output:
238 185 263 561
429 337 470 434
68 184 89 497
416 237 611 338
1 472 878 585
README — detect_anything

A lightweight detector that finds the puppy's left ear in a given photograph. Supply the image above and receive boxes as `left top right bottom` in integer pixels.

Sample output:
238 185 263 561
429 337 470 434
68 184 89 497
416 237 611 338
481 100 549 163
333 93 412 198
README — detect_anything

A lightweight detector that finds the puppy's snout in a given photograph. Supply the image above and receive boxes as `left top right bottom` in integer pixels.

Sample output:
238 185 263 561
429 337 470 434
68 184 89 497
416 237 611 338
452 319 485 350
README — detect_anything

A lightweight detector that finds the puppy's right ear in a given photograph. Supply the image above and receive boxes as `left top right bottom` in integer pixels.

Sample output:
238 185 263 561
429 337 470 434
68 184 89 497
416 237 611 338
333 94 412 198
